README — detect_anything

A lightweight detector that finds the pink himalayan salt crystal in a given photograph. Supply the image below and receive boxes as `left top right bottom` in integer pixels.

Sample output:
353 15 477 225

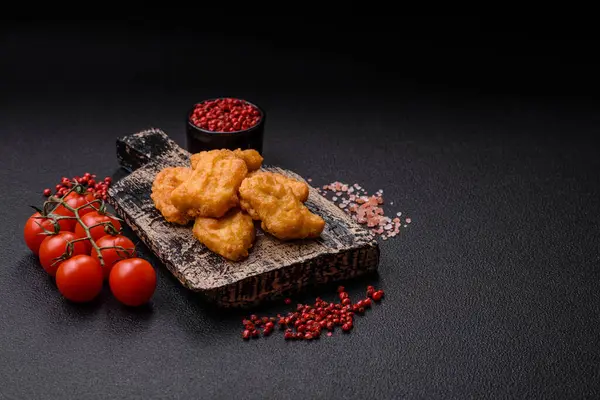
313 180 410 240
406 218 412 224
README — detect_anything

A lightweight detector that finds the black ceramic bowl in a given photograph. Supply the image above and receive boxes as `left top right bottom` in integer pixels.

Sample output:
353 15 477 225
186 98 266 154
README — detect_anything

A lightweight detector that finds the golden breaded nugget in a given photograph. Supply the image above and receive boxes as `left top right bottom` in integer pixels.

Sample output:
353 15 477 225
150 167 193 225
239 172 325 240
190 149 232 170
192 208 256 261
171 150 248 218
190 148 263 172
247 171 308 202
241 172 309 220
233 149 263 171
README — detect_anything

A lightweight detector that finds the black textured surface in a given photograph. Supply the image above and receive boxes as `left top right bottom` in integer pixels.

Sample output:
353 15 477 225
1 18 600 399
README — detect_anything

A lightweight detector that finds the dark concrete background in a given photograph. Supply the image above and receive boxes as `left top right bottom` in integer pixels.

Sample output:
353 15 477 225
1 16 599 399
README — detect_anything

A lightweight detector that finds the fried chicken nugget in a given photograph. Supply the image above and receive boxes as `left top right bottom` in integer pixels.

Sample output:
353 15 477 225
190 149 233 169
233 149 263 171
192 208 256 261
240 171 310 220
239 172 325 240
151 167 193 225
190 149 263 172
171 150 248 218
248 171 308 202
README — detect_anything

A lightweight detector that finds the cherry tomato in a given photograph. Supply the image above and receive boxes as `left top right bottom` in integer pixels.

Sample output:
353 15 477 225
74 211 122 251
52 191 97 231
24 212 72 255
91 235 136 279
56 255 103 303
38 231 88 276
109 258 156 306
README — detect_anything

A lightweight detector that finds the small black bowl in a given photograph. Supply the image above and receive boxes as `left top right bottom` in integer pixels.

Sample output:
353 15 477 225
186 98 266 154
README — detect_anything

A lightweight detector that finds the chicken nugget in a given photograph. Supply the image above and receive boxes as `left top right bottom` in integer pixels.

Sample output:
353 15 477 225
233 149 263 171
247 171 308 202
171 150 248 218
193 208 256 261
239 172 325 240
190 149 233 169
241 171 309 220
190 148 263 172
151 167 193 225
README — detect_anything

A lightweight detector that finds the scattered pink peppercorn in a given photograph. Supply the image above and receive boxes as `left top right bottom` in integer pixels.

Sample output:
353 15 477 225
241 286 385 341
372 290 384 301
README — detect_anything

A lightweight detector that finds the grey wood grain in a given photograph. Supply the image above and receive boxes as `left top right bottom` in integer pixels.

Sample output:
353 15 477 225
107 129 379 307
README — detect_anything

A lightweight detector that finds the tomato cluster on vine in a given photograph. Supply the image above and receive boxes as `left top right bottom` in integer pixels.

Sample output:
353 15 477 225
24 179 156 306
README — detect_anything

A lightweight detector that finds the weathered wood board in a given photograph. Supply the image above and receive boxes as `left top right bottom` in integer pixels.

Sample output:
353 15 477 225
107 128 379 307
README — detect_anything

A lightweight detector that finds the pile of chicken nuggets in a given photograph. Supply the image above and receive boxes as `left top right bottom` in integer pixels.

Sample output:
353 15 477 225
150 149 325 261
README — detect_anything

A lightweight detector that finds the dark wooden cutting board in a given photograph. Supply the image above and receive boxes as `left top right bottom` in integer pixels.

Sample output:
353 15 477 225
107 128 379 307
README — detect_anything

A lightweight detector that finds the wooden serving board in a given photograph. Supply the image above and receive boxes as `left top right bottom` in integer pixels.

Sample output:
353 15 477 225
107 128 379 307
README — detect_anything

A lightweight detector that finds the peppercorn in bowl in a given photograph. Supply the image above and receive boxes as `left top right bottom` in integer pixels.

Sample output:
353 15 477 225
186 97 266 154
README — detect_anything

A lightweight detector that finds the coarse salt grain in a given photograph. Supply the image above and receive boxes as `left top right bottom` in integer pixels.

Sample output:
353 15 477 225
313 180 411 240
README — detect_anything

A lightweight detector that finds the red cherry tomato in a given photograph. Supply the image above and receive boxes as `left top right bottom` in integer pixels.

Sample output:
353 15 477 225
109 258 156 306
52 192 97 231
23 212 71 255
91 235 136 279
56 255 103 303
38 232 88 276
74 211 122 251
